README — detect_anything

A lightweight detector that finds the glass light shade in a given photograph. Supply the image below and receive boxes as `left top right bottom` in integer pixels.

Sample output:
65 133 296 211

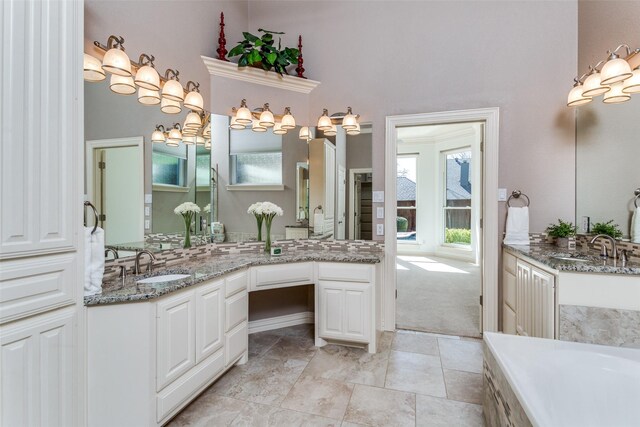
203 123 211 138
229 116 245 130
581 73 610 97
204 140 212 150
138 87 161 105
252 119 267 132
151 130 166 143
259 109 275 128
317 114 332 131
102 48 132 76
235 106 253 124
183 91 204 112
167 128 182 145
281 113 296 130
184 112 202 129
602 82 631 104
600 57 633 85
162 79 184 102
346 123 361 136
622 68 640 94
299 126 310 140
109 74 136 95
134 65 160 90
567 85 592 107
160 98 182 114
195 135 205 145
341 113 357 130
323 124 337 136
182 136 196 145
84 54 106 82
273 122 287 135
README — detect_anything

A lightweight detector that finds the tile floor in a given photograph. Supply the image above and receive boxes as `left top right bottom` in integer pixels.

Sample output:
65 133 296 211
168 324 485 426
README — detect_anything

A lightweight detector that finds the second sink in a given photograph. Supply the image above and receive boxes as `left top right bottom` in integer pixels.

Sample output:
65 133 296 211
137 274 191 284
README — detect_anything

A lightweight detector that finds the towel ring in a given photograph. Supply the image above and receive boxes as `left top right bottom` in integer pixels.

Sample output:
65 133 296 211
84 201 99 234
634 188 640 208
507 190 530 208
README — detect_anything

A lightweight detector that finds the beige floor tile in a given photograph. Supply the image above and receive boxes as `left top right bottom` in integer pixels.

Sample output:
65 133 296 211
248 333 280 358
281 376 354 420
340 422 369 427
166 394 247 426
437 338 483 373
268 323 314 338
443 369 483 404
416 395 484 426
262 335 317 362
392 331 439 356
377 331 395 353
384 350 446 397
230 402 340 427
302 344 389 387
208 363 250 395
344 384 416 427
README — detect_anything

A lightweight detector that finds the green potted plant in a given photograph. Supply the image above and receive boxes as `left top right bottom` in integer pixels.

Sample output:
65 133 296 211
228 29 299 76
546 219 576 249
591 220 623 239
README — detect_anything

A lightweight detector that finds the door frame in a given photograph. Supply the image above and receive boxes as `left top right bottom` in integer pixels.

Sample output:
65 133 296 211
384 108 500 333
348 168 373 240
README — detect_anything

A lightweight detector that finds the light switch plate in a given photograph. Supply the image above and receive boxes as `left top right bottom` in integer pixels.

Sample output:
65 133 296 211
498 188 507 201
373 191 384 203
144 206 150 216
144 194 152 204
376 207 384 219
144 219 150 230
581 216 590 233
376 224 384 236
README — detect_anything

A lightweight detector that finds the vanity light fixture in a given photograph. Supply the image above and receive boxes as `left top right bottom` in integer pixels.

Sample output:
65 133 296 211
109 74 136 95
182 135 196 145
162 69 184 102
602 82 631 104
622 68 640 93
600 45 634 85
134 54 160 90
281 107 296 130
161 98 182 114
151 125 167 143
183 111 202 129
347 122 361 136
101 35 132 77
138 87 161 105
259 103 275 128
273 122 287 135
229 112 246 130
166 124 182 146
567 80 592 107
234 99 253 124
341 107 358 130
252 119 267 133
299 126 310 141
183 81 204 112
323 124 337 136
83 54 106 82
317 109 332 131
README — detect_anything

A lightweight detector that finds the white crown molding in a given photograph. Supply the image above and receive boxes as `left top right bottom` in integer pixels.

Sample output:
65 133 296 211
201 56 321 94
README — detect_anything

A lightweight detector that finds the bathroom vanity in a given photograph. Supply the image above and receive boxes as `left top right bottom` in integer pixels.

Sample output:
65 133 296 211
85 251 382 427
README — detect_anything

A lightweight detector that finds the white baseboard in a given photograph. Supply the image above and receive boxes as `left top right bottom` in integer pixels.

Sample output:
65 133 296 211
248 311 314 334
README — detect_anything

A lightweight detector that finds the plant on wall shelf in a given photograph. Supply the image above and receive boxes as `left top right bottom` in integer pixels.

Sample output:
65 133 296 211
546 219 577 238
591 220 623 239
228 29 299 76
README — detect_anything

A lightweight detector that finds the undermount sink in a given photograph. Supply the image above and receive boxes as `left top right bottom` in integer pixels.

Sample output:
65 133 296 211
136 274 191 284
551 256 590 263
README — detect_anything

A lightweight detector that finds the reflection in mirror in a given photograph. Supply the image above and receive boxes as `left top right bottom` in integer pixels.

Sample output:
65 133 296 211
296 162 310 221
576 97 640 242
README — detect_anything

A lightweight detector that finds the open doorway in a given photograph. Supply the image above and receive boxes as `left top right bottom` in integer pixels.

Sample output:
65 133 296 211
395 123 483 337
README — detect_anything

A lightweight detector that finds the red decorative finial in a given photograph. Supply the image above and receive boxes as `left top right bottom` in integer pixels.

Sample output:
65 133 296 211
216 12 229 61
296 35 306 79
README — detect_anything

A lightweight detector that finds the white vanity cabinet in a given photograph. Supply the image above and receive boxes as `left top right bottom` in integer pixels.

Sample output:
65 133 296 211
88 269 248 427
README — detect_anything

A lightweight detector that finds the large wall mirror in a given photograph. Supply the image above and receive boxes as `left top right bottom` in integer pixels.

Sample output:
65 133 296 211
576 96 640 242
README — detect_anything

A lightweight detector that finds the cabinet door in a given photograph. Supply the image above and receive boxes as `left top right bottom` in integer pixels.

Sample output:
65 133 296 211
503 304 516 335
195 280 224 364
318 280 371 343
515 260 531 336
531 267 555 339
318 282 344 338
157 292 196 391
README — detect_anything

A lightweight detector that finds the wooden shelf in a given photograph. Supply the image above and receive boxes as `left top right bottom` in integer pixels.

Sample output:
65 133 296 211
201 56 320 94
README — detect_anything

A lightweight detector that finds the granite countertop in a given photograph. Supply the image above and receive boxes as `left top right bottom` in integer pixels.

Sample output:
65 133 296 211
85 250 383 306
504 244 640 275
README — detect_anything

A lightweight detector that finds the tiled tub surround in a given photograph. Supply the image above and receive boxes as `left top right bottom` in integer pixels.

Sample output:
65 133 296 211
559 305 640 349
483 332 640 427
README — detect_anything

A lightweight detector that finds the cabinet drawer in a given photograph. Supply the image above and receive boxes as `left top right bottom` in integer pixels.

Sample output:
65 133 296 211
225 321 248 366
503 252 516 275
225 291 248 332
317 262 372 283
503 270 516 310
503 304 516 335
225 269 248 297
250 262 313 291
156 349 224 423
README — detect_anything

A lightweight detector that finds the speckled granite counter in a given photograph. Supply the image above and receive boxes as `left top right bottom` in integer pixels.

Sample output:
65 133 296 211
504 244 640 275
85 250 382 306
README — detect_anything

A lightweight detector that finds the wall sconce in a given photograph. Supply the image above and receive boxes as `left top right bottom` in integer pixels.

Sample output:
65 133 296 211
134 54 160 91
230 100 297 135
161 98 182 114
568 44 640 106
259 103 275 128
151 125 167 143
83 54 105 82
162 69 184 102
166 124 182 146
109 74 136 95
138 87 161 105
101 35 132 76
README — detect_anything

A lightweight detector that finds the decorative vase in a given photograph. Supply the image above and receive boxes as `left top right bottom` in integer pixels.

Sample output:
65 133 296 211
555 237 576 250
254 214 263 241
183 214 193 249
264 216 273 253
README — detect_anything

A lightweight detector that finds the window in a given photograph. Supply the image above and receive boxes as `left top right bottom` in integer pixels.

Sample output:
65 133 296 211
397 155 417 241
195 146 211 187
229 129 283 185
152 151 187 187
443 148 472 246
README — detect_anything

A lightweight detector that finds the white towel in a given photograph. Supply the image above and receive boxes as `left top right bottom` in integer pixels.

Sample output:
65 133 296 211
631 207 640 243
503 207 530 245
84 227 105 296
313 213 324 234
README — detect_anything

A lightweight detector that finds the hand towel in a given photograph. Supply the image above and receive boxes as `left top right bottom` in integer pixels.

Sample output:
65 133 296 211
631 207 640 243
313 213 324 234
84 227 105 296
503 206 530 245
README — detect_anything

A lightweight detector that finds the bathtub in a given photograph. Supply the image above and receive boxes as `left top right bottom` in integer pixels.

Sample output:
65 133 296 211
483 332 640 427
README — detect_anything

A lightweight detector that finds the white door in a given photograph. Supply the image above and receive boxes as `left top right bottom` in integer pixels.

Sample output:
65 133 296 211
195 281 224 363
337 166 346 239
156 292 196 391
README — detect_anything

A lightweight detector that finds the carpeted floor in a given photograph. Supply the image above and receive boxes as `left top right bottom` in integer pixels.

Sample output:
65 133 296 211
396 255 481 338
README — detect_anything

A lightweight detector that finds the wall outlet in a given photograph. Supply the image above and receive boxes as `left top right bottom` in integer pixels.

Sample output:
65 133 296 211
376 223 384 236
376 207 384 219
581 216 590 233
373 191 384 203
144 206 150 216
144 219 150 230
498 188 507 201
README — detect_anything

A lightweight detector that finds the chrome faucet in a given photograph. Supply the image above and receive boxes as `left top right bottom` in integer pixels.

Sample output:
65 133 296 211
134 250 157 274
104 246 119 260
590 234 618 260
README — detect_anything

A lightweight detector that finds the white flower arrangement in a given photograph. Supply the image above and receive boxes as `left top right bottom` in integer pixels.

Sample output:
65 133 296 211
203 203 211 214
174 202 201 215
247 202 263 215
256 201 284 217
